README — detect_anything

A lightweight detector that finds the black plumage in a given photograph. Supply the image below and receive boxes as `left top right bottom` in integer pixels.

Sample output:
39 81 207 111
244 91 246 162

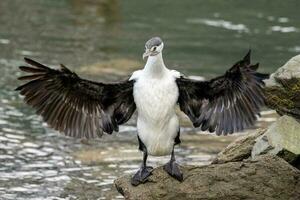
16 58 136 138
16 50 268 138
176 50 269 135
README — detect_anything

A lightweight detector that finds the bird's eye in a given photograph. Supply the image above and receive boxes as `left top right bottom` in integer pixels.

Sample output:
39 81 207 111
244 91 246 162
152 46 157 51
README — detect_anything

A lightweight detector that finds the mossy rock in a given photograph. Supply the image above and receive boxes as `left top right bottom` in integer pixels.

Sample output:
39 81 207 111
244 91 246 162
264 77 300 119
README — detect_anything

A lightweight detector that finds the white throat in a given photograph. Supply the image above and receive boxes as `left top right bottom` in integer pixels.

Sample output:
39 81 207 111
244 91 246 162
144 52 167 77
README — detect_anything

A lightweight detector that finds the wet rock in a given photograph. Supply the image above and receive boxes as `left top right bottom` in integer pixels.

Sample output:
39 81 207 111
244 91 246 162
212 129 265 164
264 54 300 119
114 155 300 200
252 115 300 168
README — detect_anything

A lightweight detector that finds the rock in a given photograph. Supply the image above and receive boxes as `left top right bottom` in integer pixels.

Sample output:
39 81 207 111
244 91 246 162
265 54 300 87
265 78 300 119
252 115 300 168
265 115 300 155
251 134 274 157
212 129 265 164
264 54 300 118
114 155 300 200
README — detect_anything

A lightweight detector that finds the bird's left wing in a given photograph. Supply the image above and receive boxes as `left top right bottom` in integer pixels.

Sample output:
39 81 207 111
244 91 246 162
176 51 269 135
16 58 136 138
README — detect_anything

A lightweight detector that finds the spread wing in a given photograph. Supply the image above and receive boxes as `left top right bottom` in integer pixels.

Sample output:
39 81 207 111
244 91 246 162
16 58 136 138
176 50 269 135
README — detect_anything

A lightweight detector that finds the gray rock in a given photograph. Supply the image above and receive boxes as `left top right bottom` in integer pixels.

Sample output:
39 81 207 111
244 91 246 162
263 115 299 155
266 115 300 154
114 155 300 200
265 54 300 87
212 129 265 164
251 134 273 157
252 115 300 168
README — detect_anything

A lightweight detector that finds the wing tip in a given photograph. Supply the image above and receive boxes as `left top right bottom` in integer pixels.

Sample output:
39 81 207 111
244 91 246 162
243 49 251 64
23 57 49 70
15 86 21 91
24 57 33 64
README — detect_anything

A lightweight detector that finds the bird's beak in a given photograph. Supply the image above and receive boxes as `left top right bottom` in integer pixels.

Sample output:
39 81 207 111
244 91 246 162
143 49 151 60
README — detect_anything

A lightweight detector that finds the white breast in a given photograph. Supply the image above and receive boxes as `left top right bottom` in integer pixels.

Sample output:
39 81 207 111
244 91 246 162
131 69 180 156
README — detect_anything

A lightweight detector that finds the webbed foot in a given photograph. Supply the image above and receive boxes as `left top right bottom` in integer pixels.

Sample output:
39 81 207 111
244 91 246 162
163 161 183 182
131 166 153 186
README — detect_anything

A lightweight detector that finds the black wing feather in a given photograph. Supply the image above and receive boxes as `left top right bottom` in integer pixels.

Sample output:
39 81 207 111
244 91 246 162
16 58 136 138
176 50 269 135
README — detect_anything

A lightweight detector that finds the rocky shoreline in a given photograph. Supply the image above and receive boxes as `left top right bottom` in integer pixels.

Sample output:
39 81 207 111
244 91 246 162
114 55 300 200
115 155 300 200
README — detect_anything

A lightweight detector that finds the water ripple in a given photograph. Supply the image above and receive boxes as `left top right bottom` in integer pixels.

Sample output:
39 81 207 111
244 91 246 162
186 18 249 33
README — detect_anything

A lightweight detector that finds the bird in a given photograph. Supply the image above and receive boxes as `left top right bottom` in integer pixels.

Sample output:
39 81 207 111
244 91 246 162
16 37 268 186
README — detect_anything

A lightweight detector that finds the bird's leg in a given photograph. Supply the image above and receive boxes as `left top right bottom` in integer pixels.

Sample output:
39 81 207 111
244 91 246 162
131 150 153 186
163 145 183 182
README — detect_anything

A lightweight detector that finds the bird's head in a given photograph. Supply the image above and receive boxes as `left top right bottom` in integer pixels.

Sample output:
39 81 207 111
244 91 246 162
143 37 164 60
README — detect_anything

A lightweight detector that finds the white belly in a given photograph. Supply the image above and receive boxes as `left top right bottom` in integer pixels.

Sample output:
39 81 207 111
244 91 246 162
133 72 180 156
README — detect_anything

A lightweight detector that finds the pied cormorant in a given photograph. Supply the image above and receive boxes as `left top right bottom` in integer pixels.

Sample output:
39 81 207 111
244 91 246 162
16 37 268 186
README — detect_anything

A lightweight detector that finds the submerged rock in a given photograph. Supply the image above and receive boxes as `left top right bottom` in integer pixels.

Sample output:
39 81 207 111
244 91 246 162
114 156 300 200
79 58 141 80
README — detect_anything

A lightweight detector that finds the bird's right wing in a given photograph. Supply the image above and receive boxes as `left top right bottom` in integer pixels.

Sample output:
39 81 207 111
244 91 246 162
16 58 136 138
176 51 269 135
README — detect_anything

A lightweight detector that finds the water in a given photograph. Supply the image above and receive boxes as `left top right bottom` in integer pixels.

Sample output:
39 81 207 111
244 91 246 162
0 0 297 199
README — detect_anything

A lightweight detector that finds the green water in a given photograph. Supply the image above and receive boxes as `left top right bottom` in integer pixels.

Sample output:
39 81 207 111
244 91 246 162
0 0 297 199
1 0 300 75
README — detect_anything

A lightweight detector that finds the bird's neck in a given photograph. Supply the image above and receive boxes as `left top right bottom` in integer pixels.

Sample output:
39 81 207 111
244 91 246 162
144 53 167 77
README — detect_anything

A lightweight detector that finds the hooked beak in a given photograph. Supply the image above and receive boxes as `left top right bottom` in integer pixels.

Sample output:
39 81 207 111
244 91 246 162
143 49 151 60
